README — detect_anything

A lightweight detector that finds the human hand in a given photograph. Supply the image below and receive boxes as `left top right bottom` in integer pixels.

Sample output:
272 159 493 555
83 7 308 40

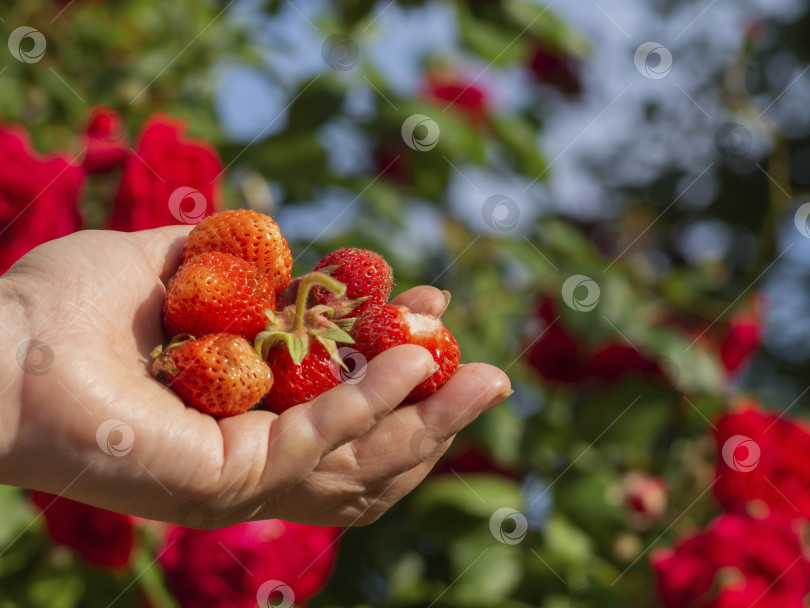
0 227 511 527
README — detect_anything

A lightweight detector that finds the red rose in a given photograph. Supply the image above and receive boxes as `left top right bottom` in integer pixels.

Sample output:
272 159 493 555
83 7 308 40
375 139 413 182
0 124 84 274
588 342 662 384
110 114 224 231
31 492 135 569
620 472 666 528
424 73 489 126
159 520 340 608
719 311 761 375
526 294 588 384
528 42 582 96
714 401 810 520
82 106 128 173
652 514 810 608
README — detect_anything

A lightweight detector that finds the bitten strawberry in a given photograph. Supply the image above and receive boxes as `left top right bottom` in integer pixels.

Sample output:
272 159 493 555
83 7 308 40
183 209 293 296
151 334 273 417
311 248 394 317
163 251 276 341
351 304 460 403
256 272 355 413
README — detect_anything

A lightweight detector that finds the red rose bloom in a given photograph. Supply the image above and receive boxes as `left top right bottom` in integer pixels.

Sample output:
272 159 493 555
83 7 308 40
719 311 761 375
588 342 662 384
652 514 810 608
714 401 810 520
31 492 135 569
620 472 667 528
375 139 413 183
82 106 128 173
0 124 84 274
528 42 582 96
110 114 224 231
424 73 489 126
526 294 589 384
159 520 340 608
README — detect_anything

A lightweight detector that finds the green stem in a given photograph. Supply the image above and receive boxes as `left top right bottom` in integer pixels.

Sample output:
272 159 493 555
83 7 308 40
293 272 347 330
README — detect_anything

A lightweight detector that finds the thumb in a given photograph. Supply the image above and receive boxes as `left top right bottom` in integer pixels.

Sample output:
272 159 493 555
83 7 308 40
124 224 194 283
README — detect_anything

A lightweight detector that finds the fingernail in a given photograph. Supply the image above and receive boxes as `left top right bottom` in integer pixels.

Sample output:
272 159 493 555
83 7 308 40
440 290 452 315
431 362 440 374
486 389 514 410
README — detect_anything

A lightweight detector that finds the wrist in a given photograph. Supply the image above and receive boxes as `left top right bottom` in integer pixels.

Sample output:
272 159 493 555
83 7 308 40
0 275 30 480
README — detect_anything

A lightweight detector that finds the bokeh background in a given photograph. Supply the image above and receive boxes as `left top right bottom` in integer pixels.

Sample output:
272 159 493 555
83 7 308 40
3 0 810 606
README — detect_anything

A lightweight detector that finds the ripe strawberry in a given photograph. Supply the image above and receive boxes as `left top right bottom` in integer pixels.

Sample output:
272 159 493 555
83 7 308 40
262 341 340 413
151 334 273 417
163 251 275 341
311 248 394 317
183 209 292 296
256 271 355 413
351 304 460 403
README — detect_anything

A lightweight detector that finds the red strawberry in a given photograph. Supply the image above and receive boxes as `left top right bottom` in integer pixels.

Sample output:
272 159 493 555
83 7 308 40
151 334 273 417
311 248 394 317
262 341 341 413
183 209 293 296
256 272 356 413
351 304 460 403
163 251 276 341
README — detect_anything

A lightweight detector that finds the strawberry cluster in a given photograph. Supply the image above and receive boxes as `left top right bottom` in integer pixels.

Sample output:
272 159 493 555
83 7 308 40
150 209 460 417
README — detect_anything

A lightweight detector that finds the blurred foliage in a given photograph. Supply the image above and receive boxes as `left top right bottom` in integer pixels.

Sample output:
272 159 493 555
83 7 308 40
2 0 809 606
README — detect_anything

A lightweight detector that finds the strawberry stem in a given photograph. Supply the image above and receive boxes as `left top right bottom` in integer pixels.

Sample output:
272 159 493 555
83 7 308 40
293 272 347 331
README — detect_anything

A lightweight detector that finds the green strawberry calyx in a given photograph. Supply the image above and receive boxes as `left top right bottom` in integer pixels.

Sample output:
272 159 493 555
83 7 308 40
254 271 355 367
150 333 196 382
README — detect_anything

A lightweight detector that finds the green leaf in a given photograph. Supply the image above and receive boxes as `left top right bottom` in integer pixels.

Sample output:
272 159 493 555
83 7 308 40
503 0 590 57
287 79 346 131
490 115 548 178
458 9 529 66
544 514 594 567
413 474 523 519
446 527 523 607
0 486 35 547
26 570 85 608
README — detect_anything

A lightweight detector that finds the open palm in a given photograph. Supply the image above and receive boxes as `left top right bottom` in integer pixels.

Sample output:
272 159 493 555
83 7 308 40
0 226 510 527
